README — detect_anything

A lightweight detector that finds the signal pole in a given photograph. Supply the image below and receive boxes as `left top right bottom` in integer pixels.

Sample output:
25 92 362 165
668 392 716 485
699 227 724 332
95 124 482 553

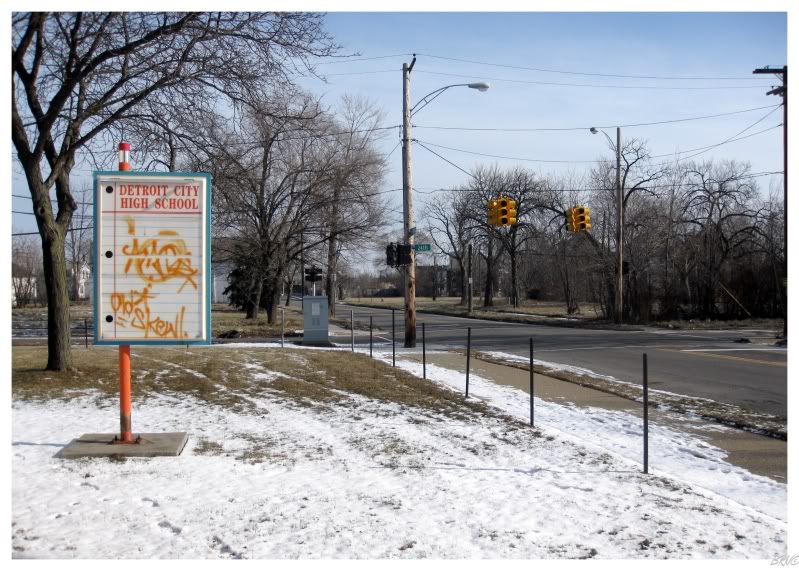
615 127 623 325
753 66 787 338
402 57 417 347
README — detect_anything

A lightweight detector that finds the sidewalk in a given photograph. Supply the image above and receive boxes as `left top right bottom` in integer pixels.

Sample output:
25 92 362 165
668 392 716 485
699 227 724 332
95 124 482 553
402 351 786 483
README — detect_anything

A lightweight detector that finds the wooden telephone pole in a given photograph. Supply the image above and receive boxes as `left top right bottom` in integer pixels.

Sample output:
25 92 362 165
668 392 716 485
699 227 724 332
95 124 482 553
753 66 787 338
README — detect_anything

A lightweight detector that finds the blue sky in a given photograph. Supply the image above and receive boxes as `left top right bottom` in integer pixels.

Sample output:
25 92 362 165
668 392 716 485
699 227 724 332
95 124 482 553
11 11 787 236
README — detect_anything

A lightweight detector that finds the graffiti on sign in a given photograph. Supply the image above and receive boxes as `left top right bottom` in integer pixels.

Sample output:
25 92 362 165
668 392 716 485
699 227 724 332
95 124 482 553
95 172 211 344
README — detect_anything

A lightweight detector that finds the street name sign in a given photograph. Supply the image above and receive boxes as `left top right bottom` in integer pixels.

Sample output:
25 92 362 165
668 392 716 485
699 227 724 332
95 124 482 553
93 172 212 345
414 243 432 252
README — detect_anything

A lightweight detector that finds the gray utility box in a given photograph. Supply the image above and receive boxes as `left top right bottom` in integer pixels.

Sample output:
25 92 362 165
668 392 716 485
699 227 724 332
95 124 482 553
302 296 330 346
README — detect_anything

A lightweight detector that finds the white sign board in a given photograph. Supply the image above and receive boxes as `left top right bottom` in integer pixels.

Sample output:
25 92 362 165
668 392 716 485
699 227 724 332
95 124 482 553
93 172 211 345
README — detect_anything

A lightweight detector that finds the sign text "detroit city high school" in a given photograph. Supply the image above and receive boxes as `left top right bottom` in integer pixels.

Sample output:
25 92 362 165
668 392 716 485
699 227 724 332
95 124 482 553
118 183 200 210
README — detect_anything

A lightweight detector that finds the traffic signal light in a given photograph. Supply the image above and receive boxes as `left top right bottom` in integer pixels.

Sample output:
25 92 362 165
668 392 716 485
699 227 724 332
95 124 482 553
304 266 323 282
565 207 574 232
488 197 518 226
397 243 413 266
574 206 592 232
386 242 397 267
499 198 517 226
487 199 500 226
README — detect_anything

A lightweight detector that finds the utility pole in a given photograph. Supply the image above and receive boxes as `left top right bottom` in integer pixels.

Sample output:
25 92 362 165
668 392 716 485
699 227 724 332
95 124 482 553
467 243 473 313
753 66 787 338
615 127 623 325
432 254 437 301
402 57 417 347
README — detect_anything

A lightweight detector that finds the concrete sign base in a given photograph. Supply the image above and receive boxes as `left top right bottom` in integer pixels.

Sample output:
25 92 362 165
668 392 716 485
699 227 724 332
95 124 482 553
59 432 188 459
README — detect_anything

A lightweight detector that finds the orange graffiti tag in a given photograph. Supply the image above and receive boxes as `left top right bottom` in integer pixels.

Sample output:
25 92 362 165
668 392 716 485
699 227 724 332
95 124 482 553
110 286 189 339
121 219 199 292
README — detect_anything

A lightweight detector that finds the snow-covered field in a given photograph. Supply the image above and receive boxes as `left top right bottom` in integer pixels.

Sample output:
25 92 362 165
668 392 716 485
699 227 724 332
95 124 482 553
12 344 787 559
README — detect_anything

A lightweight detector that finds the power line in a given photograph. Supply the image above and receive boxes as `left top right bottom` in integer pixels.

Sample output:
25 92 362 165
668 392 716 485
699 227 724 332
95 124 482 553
414 141 475 180
310 54 412 66
413 104 781 132
416 53 776 81
13 226 93 237
13 194 93 205
385 141 401 161
412 171 783 194
413 123 782 165
320 69 396 77
662 105 781 166
415 69 768 90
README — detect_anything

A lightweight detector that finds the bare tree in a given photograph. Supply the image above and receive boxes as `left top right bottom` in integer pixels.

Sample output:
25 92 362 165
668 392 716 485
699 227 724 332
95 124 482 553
423 191 475 304
12 12 339 370
65 185 92 301
323 95 387 316
12 233 42 308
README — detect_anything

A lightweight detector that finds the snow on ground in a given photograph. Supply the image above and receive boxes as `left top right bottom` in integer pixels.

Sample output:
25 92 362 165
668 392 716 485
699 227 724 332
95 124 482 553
12 345 787 559
382 350 786 522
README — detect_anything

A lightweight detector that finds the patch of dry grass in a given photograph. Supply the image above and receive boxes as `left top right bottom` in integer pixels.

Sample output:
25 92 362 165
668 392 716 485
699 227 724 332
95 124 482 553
211 305 305 338
193 437 225 456
12 346 500 423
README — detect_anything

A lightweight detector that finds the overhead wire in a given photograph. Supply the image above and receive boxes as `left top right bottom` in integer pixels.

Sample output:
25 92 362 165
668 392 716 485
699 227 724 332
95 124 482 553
415 53 777 81
412 104 780 132
413 123 782 166
414 69 768 90
410 171 783 194
309 54 413 65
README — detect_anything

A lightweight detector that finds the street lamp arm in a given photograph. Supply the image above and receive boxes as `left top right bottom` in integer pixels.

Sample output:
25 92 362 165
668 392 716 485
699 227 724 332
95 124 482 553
590 126 615 150
411 82 490 117
411 85 464 117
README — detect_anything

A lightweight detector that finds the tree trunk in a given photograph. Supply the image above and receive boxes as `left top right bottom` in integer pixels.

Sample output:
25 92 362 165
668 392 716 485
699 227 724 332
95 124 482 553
25 165 76 371
326 233 338 317
459 263 467 305
510 251 519 308
285 271 294 307
42 232 73 370
264 287 280 325
483 242 495 307
246 278 263 319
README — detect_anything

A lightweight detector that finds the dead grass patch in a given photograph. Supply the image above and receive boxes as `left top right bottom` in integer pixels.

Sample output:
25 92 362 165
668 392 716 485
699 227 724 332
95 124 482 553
211 305 305 338
193 437 225 456
13 345 532 433
243 349 495 421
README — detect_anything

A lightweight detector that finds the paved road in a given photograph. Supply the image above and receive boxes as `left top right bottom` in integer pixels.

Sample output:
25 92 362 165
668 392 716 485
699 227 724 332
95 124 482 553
336 303 787 417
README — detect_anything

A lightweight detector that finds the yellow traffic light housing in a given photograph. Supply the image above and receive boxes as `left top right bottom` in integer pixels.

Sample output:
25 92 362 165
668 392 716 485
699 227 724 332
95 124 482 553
565 207 574 232
505 198 518 225
576 206 592 232
487 199 500 226
495 197 518 226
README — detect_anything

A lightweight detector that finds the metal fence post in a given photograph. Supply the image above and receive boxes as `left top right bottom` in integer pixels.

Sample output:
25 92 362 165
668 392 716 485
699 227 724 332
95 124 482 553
422 322 426 379
643 353 649 474
280 308 285 347
350 310 354 352
392 309 396 367
530 337 534 426
369 315 373 358
84 318 88 349
465 326 471 397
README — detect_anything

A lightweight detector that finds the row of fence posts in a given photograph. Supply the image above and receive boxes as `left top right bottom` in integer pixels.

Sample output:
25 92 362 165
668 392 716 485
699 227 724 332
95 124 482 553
283 307 650 475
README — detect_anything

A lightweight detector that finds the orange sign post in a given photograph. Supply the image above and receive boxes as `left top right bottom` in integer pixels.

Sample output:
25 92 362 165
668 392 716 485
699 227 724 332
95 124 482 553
94 141 211 445
117 142 135 443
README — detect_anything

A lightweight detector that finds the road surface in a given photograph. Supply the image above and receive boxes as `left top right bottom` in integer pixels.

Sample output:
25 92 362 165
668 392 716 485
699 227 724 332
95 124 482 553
336 303 787 417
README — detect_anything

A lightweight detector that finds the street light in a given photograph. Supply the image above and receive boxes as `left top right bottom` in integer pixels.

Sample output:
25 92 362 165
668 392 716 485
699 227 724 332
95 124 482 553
591 126 624 324
402 55 489 347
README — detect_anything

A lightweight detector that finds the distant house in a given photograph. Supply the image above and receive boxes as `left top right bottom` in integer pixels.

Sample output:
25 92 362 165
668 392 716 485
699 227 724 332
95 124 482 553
68 262 93 301
211 261 234 304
